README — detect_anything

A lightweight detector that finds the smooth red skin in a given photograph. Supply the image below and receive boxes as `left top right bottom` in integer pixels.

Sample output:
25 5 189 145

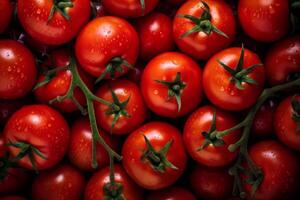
0 197 26 200
238 0 289 42
0 134 5 157
173 0 236 60
274 96 300 151
0 0 13 33
184 105 240 167
17 0 90 45
136 12 174 61
34 49 93 113
203 47 265 111
4 105 70 170
265 36 300 86
102 0 158 18
146 187 196 200
189 165 233 200
95 79 147 135
0 40 37 100
68 118 118 171
141 52 202 118
84 165 143 200
75 16 139 78
31 164 86 200
122 122 187 190
243 140 300 200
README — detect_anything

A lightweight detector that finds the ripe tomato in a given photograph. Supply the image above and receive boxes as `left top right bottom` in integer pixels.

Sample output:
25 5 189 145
95 79 147 135
0 40 37 100
183 105 241 167
102 0 158 18
238 0 289 42
146 187 196 200
0 197 26 200
4 105 70 170
203 47 265 111
75 16 139 80
136 12 174 61
189 165 233 200
122 122 187 189
265 36 300 86
141 52 202 118
243 140 300 200
0 0 13 33
173 0 236 60
0 99 25 129
17 0 90 45
84 164 143 200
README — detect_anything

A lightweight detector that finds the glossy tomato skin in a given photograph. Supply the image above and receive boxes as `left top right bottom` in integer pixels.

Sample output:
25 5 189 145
146 187 196 200
136 12 174 61
95 79 147 135
122 122 187 190
0 0 13 33
243 140 300 200
102 0 158 18
274 96 300 151
189 165 233 200
0 40 37 100
183 105 240 167
31 164 86 200
203 47 265 111
141 52 202 118
84 165 143 200
173 0 236 60
17 0 90 45
75 16 139 78
265 36 300 86
4 105 70 170
0 196 26 200
238 0 289 42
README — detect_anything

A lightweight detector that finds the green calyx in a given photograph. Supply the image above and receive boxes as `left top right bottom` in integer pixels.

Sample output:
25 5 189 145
48 0 74 23
141 135 178 173
155 72 186 112
291 95 300 132
0 153 18 181
217 45 263 90
103 182 125 200
178 0 228 38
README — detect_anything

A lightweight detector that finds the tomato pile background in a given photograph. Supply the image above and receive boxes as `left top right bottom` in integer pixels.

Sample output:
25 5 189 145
0 0 300 200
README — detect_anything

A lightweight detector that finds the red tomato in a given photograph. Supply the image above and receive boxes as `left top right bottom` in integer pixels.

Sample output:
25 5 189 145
17 0 90 45
183 105 241 167
243 140 300 200
102 0 158 18
265 36 300 86
0 99 25 128
0 40 37 100
0 134 5 157
189 165 233 200
203 47 265 111
122 122 187 189
95 79 147 135
146 187 196 200
4 105 70 170
84 164 143 200
0 0 14 33
126 62 144 84
0 196 26 200
173 0 236 60
75 16 139 79
141 52 202 118
238 0 289 42
136 12 174 61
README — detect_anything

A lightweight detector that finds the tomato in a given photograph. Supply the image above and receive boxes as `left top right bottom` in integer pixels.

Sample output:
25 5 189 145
136 12 174 61
17 0 90 45
4 105 70 170
68 118 119 171
84 164 143 200
122 122 187 189
183 105 241 167
0 0 14 33
0 196 26 200
265 36 300 86
141 52 202 118
91 0 107 17
0 99 25 129
34 49 93 113
146 187 196 200
173 0 236 60
243 140 300 200
238 0 289 42
102 0 158 18
0 40 37 100
126 62 144 84
203 47 265 111
75 16 139 80
189 165 233 200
